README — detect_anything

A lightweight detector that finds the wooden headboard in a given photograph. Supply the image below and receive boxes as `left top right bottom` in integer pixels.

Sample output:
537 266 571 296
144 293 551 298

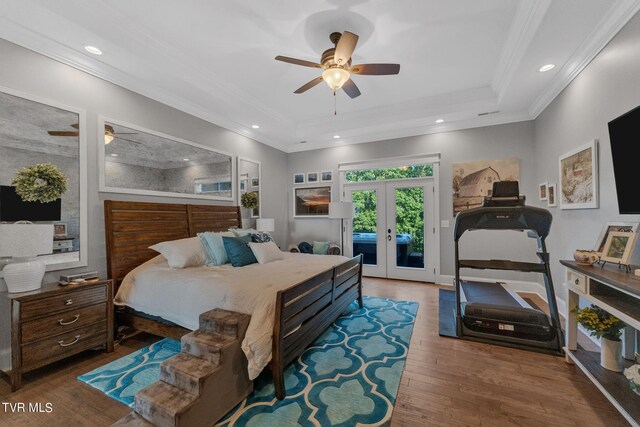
104 200 241 288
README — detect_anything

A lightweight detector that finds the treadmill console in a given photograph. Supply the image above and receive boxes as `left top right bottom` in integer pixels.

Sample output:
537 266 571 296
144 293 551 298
483 180 525 207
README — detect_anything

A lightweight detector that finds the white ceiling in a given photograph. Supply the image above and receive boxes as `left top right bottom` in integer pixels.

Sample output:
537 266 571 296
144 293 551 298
1 0 638 153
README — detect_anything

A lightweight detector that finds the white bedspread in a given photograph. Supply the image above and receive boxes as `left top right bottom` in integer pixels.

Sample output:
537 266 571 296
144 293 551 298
115 252 348 379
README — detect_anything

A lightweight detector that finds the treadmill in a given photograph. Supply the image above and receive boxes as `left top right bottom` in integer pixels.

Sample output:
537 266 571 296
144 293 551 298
454 181 564 355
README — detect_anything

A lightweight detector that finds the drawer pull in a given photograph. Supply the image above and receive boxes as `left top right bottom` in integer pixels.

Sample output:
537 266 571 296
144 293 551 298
65 299 73 306
58 314 80 326
575 279 580 285
58 335 81 347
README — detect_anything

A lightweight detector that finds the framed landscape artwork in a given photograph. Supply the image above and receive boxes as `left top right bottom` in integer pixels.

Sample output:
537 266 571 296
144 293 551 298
452 157 520 215
539 182 548 201
547 183 556 207
593 222 639 254
600 231 637 265
321 170 333 182
293 173 305 184
307 172 319 183
294 186 331 217
559 140 598 209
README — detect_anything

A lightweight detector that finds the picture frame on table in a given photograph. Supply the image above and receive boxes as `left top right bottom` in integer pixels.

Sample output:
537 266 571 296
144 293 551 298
293 173 305 185
600 231 637 265
593 222 639 254
539 182 548 201
547 183 556 207
559 140 598 209
307 172 319 183
53 223 67 238
321 170 333 182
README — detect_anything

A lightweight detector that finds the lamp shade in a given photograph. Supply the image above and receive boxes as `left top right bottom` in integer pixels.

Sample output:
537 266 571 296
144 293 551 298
0 224 54 257
328 202 354 219
256 218 275 232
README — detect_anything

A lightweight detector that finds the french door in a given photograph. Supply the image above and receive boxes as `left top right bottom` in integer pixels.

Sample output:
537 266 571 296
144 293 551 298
344 179 436 282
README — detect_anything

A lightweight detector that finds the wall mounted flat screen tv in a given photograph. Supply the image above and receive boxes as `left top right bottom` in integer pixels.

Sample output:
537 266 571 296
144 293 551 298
0 185 61 221
608 105 640 214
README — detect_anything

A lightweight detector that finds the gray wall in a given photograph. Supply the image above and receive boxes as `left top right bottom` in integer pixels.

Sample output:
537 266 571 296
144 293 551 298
287 120 541 281
0 38 289 288
533 12 640 299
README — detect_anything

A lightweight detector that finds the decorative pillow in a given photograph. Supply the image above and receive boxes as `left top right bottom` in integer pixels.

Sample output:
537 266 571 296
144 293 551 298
298 241 313 254
198 231 234 266
313 241 330 255
149 237 207 268
222 235 258 267
251 232 273 243
248 241 283 264
230 228 258 238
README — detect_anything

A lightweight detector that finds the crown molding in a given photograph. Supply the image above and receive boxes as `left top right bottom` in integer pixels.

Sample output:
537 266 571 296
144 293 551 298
491 0 552 103
528 0 640 117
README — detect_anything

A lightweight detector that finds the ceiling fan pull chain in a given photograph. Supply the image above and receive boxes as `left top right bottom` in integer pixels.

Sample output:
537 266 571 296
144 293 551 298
334 89 337 116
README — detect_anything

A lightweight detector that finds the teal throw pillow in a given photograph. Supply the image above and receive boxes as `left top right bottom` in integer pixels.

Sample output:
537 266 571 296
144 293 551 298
198 232 232 266
313 241 330 255
222 235 258 267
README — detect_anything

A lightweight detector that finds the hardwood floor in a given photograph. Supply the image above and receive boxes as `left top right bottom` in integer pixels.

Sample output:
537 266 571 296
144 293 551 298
0 278 628 426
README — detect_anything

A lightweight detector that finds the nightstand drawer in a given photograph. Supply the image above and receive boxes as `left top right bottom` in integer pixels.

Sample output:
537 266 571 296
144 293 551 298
567 270 587 293
21 323 107 371
20 285 107 320
21 302 107 343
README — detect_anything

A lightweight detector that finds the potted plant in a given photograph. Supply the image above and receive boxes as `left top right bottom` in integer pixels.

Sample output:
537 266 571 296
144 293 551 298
573 305 625 371
240 191 258 210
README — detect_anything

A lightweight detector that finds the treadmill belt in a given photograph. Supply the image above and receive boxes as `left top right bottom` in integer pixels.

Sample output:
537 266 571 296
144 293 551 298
461 281 522 307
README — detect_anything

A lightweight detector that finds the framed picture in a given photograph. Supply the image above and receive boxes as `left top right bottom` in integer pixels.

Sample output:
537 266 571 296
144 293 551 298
240 179 247 191
321 170 333 182
251 177 259 187
251 206 259 218
307 172 319 183
593 222 639 253
547 183 557 207
600 231 637 265
53 223 67 238
539 182 548 201
559 140 598 209
293 173 305 185
294 186 331 217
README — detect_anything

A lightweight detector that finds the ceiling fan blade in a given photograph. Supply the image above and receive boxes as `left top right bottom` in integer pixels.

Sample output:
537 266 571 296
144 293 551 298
342 79 361 99
71 123 79 129
114 136 142 144
294 76 324 94
48 131 79 137
349 63 400 75
275 56 322 68
114 132 138 135
334 31 359 65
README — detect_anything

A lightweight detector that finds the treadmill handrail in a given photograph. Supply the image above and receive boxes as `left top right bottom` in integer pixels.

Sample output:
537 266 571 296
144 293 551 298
454 205 552 241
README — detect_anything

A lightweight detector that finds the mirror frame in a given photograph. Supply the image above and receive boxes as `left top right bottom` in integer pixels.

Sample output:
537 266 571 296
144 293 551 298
0 85 88 272
237 157 262 220
98 116 236 202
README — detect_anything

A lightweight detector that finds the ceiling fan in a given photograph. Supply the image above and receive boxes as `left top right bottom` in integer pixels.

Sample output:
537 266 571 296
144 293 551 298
48 124 140 144
275 31 400 99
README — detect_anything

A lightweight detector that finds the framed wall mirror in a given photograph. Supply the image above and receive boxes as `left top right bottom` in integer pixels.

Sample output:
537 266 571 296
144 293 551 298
99 118 235 201
238 157 261 225
0 86 87 272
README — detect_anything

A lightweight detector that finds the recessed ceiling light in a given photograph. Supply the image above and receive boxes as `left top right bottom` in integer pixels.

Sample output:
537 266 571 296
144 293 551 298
84 45 102 55
539 64 555 72
251 125 260 129
183 158 190 161
333 135 340 139
110 153 118 157
435 119 444 123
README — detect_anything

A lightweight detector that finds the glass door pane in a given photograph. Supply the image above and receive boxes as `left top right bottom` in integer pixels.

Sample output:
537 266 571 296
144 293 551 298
394 187 424 269
352 189 378 266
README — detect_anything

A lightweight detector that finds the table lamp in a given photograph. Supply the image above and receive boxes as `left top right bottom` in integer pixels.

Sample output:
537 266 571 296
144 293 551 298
256 218 275 233
0 224 53 293
328 202 354 255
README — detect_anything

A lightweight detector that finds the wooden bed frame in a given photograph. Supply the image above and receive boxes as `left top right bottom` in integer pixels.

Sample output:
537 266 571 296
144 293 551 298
103 200 363 399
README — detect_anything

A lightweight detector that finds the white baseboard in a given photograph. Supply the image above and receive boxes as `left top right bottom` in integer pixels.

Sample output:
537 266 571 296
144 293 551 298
0 348 10 372
439 274 567 320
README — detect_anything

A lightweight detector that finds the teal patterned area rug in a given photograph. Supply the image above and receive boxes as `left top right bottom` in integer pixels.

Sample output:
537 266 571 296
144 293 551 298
78 296 418 426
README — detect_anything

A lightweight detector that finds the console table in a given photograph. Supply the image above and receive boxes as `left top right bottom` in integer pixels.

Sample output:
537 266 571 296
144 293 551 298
561 260 640 426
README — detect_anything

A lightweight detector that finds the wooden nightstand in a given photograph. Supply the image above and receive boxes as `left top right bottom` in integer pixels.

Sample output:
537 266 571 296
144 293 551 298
1 279 114 391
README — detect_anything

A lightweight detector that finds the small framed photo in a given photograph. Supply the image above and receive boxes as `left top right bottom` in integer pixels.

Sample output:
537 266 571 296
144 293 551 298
559 140 598 209
307 172 319 183
600 231 637 265
547 183 556 207
240 179 247 191
53 223 67 238
293 173 305 185
593 222 639 253
538 182 548 201
321 170 333 182
251 177 259 187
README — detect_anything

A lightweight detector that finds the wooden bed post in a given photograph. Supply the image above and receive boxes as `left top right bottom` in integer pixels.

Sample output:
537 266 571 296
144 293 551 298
272 291 286 400
357 254 364 309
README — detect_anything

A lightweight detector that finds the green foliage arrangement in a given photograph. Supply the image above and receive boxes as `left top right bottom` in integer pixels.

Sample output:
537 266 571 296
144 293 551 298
572 305 625 341
241 191 259 209
11 163 68 203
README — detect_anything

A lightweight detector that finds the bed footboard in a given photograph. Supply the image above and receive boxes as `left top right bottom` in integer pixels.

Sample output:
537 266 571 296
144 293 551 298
272 255 363 399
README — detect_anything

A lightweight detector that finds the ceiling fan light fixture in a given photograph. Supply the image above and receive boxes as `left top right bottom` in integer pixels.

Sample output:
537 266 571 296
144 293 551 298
104 133 114 145
322 67 350 90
